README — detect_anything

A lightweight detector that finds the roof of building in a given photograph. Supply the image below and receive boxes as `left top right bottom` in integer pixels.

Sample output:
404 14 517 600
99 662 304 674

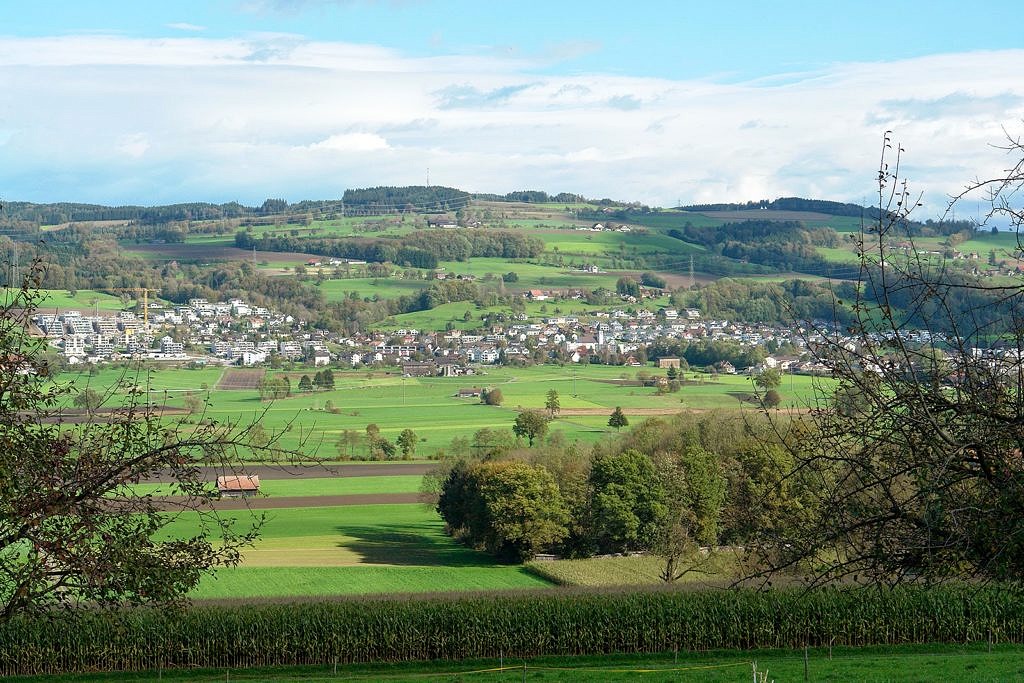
216 475 260 492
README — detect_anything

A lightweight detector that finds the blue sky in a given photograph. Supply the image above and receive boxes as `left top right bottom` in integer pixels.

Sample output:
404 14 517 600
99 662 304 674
1 0 1022 212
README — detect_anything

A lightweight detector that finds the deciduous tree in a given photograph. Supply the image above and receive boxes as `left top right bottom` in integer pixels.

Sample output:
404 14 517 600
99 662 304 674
0 265 303 620
512 410 549 447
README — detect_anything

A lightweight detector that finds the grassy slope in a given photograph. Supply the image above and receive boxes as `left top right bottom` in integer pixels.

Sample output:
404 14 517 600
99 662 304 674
5 288 133 312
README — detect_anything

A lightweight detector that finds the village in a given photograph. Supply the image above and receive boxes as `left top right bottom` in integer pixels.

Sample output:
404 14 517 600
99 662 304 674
33 291 844 376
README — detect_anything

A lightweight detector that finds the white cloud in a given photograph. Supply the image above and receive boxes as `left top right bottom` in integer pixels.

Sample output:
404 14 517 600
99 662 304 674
0 33 1022 212
307 133 390 152
116 133 150 159
166 22 207 32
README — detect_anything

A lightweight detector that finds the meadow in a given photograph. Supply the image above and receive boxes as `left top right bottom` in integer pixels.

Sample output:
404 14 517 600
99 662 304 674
132 474 423 498
58 361 832 600
58 364 831 457
4 287 135 312
160 503 550 598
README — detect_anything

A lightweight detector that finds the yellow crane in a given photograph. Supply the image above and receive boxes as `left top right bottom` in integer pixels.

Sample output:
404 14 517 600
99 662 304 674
101 287 160 327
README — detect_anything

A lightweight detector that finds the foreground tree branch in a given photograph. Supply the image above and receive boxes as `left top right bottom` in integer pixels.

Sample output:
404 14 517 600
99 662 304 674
747 131 1024 587
0 261 311 619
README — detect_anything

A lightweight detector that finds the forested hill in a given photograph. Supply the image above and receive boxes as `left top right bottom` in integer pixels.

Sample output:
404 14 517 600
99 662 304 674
1 201 257 226
682 197 869 216
340 186 469 214
681 197 976 236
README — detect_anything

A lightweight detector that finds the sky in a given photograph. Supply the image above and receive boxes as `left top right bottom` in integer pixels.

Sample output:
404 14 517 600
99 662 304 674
1 0 1023 216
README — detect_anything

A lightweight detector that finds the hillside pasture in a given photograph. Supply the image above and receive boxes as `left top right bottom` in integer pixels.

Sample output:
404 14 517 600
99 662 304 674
317 276 431 302
5 287 131 313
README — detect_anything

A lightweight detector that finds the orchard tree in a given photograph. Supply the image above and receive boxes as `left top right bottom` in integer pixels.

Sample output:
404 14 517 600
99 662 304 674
753 368 782 391
72 388 103 410
751 132 1024 587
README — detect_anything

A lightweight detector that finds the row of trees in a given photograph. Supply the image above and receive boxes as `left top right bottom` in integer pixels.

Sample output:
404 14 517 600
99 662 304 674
297 369 335 392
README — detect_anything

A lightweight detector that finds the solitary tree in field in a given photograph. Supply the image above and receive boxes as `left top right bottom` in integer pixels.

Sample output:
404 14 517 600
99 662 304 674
481 387 503 406
298 375 313 392
72 388 103 410
753 368 782 391
608 406 628 432
512 410 549 447
761 388 782 409
183 392 204 415
544 388 561 417
397 428 418 460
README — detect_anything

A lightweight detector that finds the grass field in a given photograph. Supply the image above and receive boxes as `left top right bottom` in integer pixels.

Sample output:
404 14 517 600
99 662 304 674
435 258 626 290
4 287 133 312
317 276 430 302
27 643 1024 681
56 364 831 456
132 474 423 498
159 503 552 597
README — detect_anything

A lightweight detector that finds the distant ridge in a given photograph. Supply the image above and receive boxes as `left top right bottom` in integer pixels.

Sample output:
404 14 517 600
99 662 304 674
681 197 869 218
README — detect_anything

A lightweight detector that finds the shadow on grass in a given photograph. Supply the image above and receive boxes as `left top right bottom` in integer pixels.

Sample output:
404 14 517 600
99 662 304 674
726 391 758 405
335 522 503 567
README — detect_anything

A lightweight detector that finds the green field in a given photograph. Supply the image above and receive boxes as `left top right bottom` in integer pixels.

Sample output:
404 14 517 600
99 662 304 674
26 643 1024 681
317 276 430 302
57 365 831 456
526 554 736 587
132 474 423 498
160 503 551 597
4 287 134 312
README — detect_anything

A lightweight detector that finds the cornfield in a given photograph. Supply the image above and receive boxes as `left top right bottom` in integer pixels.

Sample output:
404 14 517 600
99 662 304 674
1 585 1022 676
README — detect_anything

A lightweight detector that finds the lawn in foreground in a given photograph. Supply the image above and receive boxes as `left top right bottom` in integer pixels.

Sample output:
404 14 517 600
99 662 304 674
160 503 552 597
28 643 1024 682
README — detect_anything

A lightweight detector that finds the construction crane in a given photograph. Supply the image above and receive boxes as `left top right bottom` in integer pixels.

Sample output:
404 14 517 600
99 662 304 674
100 287 160 327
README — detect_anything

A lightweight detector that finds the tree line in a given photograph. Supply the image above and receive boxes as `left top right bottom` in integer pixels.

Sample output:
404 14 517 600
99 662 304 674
434 411 806 568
